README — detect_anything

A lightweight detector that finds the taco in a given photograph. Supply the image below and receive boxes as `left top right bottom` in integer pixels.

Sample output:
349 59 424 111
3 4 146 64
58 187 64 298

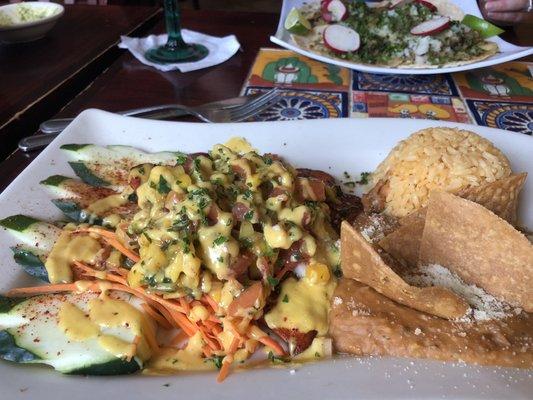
291 0 498 69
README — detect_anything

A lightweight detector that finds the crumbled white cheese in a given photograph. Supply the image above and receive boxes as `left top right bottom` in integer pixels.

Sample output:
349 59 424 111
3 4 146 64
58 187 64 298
404 264 521 322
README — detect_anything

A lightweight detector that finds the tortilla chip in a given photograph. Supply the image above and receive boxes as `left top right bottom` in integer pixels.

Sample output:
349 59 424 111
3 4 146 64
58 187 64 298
379 173 527 265
419 192 533 312
341 222 469 319
330 279 533 369
458 173 527 226
379 208 426 266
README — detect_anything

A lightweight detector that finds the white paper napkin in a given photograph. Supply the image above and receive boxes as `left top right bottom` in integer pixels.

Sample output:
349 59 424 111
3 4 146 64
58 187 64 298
118 30 241 72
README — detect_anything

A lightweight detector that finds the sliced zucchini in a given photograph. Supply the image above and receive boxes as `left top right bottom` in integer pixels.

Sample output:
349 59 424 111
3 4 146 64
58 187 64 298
61 144 179 164
41 175 116 202
68 162 112 187
61 144 179 189
0 293 143 375
0 215 61 252
41 176 124 225
1 215 61 282
11 247 49 282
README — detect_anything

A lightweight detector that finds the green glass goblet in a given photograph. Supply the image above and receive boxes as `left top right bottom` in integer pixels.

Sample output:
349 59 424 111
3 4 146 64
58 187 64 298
145 0 208 64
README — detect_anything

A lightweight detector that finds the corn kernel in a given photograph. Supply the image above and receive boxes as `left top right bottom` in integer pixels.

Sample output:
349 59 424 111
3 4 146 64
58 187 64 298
305 263 330 284
189 304 209 322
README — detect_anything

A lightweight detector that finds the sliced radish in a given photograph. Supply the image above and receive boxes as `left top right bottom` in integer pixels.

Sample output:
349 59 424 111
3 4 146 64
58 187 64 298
323 24 360 53
410 17 450 35
389 0 413 8
415 0 437 11
322 0 347 22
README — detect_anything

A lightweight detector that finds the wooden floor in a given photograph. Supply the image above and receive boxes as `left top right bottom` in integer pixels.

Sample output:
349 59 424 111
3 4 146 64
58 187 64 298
182 0 282 13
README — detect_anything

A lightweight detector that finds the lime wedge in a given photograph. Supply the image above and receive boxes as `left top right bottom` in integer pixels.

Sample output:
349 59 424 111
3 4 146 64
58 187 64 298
462 14 504 38
285 7 311 35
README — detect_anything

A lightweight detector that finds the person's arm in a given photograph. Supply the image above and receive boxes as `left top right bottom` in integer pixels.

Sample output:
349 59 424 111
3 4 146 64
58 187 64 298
479 0 533 24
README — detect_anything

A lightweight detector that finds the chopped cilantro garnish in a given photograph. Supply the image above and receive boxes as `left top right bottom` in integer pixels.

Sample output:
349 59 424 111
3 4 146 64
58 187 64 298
213 235 228 246
205 355 224 369
157 175 171 194
127 192 138 203
242 189 254 200
244 210 254 221
267 276 279 287
314 352 321 358
217 256 224 263
357 172 371 185
176 152 188 165
282 294 289 303
240 238 253 248
268 351 286 364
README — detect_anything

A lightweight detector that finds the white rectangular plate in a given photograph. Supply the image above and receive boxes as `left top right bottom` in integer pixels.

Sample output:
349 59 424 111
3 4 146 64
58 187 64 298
271 0 533 75
0 110 531 399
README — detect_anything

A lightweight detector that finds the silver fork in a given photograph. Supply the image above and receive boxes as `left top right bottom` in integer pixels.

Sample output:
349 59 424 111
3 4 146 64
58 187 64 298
176 87 280 123
18 89 281 152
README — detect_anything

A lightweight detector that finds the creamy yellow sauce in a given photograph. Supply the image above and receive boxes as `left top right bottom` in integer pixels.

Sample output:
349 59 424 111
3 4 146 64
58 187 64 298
224 137 256 154
58 302 100 341
146 332 214 372
87 193 129 215
45 231 101 283
57 294 152 361
264 277 335 336
47 138 345 372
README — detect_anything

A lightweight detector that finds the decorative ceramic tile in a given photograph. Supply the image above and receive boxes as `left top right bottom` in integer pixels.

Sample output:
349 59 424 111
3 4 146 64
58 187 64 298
454 62 533 102
353 71 458 96
466 100 532 135
243 87 348 121
351 91 471 123
245 48 351 91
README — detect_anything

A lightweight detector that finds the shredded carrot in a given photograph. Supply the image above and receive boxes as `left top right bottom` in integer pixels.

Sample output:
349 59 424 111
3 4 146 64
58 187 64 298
7 283 80 297
75 227 141 262
179 297 191 314
150 301 180 329
142 322 160 353
224 319 245 342
141 303 173 329
203 320 218 331
217 361 231 383
168 310 197 336
197 323 221 351
228 335 241 354
207 315 221 324
257 335 285 357
103 237 140 263
73 261 187 315
203 345 213 357
217 336 240 383
75 226 117 239
127 335 141 362
202 294 219 313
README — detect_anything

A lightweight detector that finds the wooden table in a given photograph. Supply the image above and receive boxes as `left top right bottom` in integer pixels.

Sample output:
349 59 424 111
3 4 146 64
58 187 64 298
0 9 277 193
0 4 160 159
0 8 529 194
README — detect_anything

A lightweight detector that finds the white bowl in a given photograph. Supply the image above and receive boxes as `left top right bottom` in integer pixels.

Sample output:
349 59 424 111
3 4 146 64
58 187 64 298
0 2 64 44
